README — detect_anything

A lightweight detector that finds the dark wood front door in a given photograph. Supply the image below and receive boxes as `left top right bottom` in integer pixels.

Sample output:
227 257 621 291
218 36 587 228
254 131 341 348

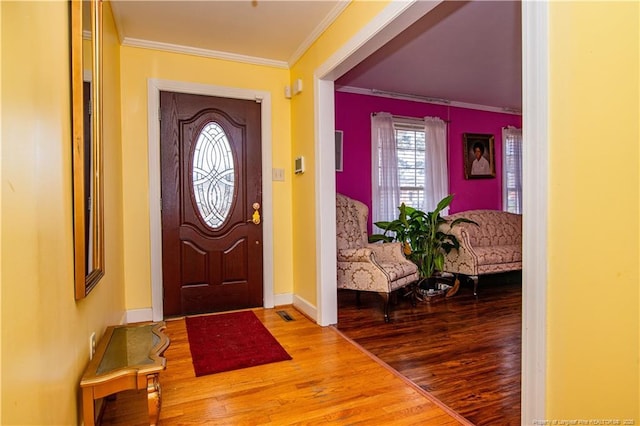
160 91 263 317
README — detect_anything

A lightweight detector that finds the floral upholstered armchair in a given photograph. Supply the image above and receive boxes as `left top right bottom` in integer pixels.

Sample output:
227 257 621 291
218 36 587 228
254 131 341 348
336 193 419 322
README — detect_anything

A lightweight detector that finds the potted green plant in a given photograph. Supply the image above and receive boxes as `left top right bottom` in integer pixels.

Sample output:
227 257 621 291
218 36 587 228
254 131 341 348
369 194 476 294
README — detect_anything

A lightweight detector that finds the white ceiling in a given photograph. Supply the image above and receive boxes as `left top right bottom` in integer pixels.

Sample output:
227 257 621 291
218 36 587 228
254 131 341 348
110 0 522 111
110 0 348 66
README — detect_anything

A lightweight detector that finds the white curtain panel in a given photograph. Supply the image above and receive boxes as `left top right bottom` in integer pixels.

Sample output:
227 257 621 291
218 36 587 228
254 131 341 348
371 112 400 232
502 126 523 213
423 117 449 215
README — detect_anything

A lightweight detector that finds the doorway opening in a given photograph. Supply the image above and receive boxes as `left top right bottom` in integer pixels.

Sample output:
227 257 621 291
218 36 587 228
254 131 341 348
312 1 548 422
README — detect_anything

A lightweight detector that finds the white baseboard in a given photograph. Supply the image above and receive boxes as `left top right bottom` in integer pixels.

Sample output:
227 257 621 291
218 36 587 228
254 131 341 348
274 292 294 306
292 294 318 324
126 308 154 324
126 293 306 323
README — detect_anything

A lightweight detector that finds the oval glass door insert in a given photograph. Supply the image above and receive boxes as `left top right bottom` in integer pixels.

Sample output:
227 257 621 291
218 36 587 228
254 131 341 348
192 122 235 228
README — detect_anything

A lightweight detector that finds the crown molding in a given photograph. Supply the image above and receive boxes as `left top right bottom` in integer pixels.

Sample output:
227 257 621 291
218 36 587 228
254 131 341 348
121 37 289 69
113 1 349 70
288 0 351 67
336 85 522 115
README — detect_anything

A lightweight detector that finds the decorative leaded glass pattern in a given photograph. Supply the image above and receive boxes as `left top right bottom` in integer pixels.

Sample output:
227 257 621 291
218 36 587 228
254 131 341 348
192 122 235 228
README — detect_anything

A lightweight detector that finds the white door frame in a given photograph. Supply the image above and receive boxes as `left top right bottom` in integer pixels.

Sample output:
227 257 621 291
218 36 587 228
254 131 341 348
313 1 548 424
147 79 274 321
313 0 443 326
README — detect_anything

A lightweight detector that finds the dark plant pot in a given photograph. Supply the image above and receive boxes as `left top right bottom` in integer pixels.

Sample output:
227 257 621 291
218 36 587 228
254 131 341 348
418 276 438 290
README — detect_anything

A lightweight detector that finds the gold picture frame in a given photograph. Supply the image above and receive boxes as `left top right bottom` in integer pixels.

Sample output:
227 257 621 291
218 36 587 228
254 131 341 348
463 133 495 179
71 0 104 299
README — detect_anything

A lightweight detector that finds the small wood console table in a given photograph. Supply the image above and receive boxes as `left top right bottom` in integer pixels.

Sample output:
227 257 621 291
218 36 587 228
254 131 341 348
80 322 170 426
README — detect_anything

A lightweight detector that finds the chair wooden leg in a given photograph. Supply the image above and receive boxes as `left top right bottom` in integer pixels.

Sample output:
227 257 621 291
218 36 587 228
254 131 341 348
379 292 390 323
471 275 479 295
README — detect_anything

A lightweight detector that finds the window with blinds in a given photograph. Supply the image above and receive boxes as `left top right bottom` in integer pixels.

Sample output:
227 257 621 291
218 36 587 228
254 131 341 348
394 121 425 207
502 127 522 214
504 141 519 213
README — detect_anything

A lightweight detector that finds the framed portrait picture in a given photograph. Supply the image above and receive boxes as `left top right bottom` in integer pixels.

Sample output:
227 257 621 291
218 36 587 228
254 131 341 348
463 133 495 179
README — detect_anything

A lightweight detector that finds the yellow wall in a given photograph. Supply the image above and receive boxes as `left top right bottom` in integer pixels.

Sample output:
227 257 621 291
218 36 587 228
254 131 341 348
547 1 639 421
116 0 389 317
0 1 3 422
0 1 125 424
289 0 390 304
1 0 639 423
119 47 293 309
101 0 126 322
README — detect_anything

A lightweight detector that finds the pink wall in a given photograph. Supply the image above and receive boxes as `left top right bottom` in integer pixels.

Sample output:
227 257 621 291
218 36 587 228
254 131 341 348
335 91 522 229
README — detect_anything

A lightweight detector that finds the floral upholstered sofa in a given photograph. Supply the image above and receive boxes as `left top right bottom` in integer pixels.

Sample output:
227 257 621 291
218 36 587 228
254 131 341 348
440 209 522 294
336 193 419 322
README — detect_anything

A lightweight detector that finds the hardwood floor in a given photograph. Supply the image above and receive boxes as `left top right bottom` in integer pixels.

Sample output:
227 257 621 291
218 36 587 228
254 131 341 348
336 272 522 426
99 307 470 425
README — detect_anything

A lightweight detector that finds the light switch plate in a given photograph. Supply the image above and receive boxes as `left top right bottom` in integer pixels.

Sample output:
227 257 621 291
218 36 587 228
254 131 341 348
272 168 285 181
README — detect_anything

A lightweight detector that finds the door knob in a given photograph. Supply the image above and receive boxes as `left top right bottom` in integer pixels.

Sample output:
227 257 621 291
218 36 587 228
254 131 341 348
251 202 260 225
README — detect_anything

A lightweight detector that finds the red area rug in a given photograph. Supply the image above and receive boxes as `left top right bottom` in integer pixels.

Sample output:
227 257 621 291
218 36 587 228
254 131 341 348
185 310 292 377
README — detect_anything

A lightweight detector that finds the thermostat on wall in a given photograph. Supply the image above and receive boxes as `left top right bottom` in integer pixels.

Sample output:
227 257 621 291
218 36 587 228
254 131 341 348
294 156 305 174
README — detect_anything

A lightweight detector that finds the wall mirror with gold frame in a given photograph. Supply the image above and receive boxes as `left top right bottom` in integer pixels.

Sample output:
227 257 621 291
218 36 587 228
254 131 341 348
71 0 104 299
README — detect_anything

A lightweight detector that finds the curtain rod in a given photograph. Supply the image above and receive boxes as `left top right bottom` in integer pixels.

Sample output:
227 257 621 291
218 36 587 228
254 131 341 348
371 112 451 123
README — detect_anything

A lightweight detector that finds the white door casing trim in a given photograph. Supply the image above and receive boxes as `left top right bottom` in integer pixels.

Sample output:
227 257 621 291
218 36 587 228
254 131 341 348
521 1 548 424
313 0 443 327
147 78 274 321
313 0 548 423
313 77 337 326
